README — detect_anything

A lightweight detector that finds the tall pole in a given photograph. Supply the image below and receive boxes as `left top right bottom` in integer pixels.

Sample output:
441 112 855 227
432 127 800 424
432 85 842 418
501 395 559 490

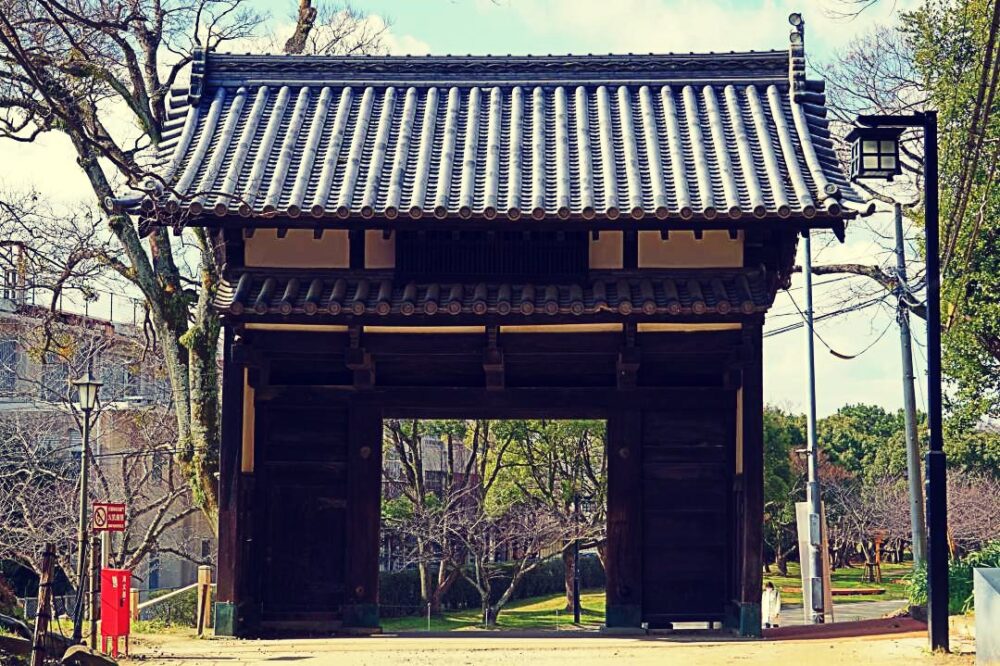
572 493 581 624
922 111 949 652
802 230 825 624
72 408 91 643
894 202 927 568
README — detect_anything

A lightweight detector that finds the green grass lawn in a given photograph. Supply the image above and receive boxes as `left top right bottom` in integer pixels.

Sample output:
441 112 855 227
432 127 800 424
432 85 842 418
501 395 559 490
381 563 914 632
763 561 913 606
380 589 606 632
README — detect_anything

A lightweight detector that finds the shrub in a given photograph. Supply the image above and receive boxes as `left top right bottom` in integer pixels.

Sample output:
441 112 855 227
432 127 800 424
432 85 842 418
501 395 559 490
142 586 198 627
908 541 1000 614
0 574 17 616
378 553 606 618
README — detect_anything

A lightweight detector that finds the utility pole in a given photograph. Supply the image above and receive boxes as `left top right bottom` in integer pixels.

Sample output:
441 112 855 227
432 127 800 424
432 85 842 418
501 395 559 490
802 230 825 624
894 203 927 568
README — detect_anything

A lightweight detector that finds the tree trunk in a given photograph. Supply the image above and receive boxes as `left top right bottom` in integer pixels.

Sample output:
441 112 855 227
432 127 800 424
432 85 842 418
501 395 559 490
561 545 576 612
417 537 430 607
430 564 460 615
483 600 496 628
775 551 788 576
596 539 607 572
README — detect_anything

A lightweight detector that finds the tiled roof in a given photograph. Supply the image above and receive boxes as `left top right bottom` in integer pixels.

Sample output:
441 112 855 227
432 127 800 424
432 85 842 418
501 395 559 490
216 271 771 320
115 48 861 224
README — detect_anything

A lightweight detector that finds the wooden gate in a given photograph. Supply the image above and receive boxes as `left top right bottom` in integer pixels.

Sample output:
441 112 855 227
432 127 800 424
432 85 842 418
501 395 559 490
255 401 349 631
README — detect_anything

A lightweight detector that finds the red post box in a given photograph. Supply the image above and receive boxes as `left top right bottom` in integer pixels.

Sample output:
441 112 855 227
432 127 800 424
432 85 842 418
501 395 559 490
100 568 131 657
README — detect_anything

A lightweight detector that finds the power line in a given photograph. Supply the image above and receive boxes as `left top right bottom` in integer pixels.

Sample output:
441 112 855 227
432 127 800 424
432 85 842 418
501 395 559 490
764 295 886 338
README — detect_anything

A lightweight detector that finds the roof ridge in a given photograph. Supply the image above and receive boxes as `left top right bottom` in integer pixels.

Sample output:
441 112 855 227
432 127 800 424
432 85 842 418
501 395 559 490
200 50 792 87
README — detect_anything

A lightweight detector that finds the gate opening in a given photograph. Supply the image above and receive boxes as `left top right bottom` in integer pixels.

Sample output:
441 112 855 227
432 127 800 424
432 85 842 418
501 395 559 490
379 418 608 631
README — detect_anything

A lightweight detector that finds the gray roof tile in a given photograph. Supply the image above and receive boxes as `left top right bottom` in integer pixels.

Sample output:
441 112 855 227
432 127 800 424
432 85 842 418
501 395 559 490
117 50 862 223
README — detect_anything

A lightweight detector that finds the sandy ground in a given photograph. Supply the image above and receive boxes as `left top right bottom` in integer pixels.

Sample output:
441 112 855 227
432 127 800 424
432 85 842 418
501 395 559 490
125 628 976 666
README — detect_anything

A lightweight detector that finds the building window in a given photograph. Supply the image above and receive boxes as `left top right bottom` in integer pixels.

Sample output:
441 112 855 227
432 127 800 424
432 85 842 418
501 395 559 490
40 355 69 403
201 539 212 559
2 267 20 302
0 339 16 395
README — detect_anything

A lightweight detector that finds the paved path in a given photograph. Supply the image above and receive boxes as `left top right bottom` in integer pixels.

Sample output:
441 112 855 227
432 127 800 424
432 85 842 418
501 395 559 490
127 630 970 666
779 600 908 626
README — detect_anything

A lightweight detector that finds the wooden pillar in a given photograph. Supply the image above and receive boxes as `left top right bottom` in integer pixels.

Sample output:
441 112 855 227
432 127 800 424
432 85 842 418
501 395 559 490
343 402 382 629
604 409 643 629
196 566 213 636
737 322 764 636
215 327 243 635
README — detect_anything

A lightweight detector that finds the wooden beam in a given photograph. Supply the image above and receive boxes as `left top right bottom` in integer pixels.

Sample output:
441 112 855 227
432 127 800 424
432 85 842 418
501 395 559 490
343 402 382 628
605 409 643 628
346 326 375 388
216 328 243 613
349 229 364 269
623 231 638 269
483 325 504 390
617 323 640 390
738 323 764 636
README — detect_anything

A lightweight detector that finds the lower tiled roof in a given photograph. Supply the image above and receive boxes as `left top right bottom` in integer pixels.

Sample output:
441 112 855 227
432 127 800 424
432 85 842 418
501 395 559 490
216 271 770 320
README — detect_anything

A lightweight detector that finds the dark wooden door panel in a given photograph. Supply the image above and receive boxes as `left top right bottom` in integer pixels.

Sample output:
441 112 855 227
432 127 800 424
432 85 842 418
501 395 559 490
640 398 734 624
256 403 350 623
263 482 346 617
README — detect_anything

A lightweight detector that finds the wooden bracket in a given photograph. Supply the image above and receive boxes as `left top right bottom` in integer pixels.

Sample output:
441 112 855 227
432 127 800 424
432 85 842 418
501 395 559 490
831 220 846 243
723 367 744 391
483 325 504 391
617 323 640 390
346 326 374 388
245 362 270 391
346 348 375 389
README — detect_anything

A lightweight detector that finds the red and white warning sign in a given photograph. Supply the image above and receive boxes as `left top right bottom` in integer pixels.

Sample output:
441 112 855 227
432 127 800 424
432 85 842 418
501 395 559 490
92 502 126 532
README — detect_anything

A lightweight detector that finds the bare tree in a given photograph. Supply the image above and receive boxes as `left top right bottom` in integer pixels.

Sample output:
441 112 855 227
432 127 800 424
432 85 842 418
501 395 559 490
383 419 514 615
505 420 606 611
946 471 1000 555
453 498 574 628
284 1 390 55
0 290 206 589
0 0 388 527
0 398 203 590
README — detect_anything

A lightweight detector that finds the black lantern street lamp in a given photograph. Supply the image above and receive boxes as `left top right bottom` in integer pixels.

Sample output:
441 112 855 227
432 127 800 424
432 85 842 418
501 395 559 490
846 126 904 181
849 112 948 653
71 370 102 644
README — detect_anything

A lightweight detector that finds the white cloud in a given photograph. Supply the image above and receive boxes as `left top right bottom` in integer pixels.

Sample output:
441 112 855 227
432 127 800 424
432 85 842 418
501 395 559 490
504 0 916 56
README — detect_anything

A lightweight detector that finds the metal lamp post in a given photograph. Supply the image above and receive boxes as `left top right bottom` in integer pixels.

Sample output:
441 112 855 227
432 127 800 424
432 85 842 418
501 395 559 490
573 493 581 624
848 112 949 652
71 370 102 644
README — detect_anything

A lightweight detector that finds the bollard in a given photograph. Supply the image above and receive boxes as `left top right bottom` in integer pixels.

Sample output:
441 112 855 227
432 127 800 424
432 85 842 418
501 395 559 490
196 566 212 636
426 603 431 632
130 589 139 622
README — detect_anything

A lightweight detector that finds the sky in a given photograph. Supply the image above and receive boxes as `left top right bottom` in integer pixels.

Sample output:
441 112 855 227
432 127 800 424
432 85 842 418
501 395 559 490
0 0 928 418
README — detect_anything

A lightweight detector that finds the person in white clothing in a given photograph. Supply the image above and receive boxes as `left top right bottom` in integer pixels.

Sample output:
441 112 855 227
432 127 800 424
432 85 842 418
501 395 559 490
762 581 782 628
